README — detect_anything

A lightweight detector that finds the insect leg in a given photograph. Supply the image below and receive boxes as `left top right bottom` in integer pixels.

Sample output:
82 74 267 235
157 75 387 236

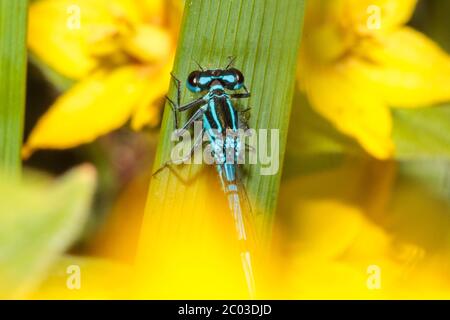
168 97 207 131
231 85 251 99
158 107 207 174
240 107 252 113
166 96 206 131
230 93 251 99
166 73 182 130
152 130 206 184
178 97 207 112
170 72 182 107
245 143 256 153
166 72 206 130
174 105 207 137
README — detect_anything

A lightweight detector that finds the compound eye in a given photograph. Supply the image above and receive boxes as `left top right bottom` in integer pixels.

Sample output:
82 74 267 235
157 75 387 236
229 68 244 90
221 72 236 89
187 71 202 92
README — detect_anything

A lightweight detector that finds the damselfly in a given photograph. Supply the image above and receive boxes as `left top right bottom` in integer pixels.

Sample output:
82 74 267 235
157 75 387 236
154 58 257 298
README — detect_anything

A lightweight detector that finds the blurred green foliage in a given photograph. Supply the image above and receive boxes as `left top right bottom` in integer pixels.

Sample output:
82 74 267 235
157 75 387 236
0 166 96 298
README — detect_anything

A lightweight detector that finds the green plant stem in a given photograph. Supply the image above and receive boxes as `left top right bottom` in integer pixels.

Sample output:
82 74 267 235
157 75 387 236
0 0 28 177
135 0 306 299
141 0 305 250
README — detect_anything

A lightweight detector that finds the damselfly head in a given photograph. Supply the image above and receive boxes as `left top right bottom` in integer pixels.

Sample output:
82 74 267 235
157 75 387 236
186 68 245 92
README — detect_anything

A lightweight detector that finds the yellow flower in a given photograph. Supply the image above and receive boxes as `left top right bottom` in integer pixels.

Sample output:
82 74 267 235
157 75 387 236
31 169 259 299
298 0 450 159
274 157 450 299
87 172 149 263
23 0 182 157
29 156 450 299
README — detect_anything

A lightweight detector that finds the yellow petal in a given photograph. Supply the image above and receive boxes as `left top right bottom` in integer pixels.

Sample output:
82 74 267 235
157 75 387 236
274 158 400 298
122 25 172 63
87 173 149 263
334 0 418 34
141 0 165 22
23 66 149 157
292 199 365 258
28 0 142 79
353 27 450 108
302 63 394 159
32 256 132 299
277 157 395 257
131 60 172 130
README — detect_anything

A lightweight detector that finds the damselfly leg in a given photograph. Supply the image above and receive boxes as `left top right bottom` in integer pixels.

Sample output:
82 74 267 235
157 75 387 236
154 73 207 180
166 73 207 131
152 129 205 177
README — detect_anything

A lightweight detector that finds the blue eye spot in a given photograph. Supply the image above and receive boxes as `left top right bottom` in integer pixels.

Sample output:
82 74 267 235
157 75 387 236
186 81 202 92
222 74 236 83
233 82 244 90
199 76 212 86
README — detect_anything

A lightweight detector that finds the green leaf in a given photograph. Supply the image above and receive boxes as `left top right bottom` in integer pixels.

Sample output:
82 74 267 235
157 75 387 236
413 0 450 52
283 92 366 178
393 104 450 160
142 0 306 245
29 53 75 92
0 0 28 176
0 165 96 299
398 158 450 203
389 158 450 249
